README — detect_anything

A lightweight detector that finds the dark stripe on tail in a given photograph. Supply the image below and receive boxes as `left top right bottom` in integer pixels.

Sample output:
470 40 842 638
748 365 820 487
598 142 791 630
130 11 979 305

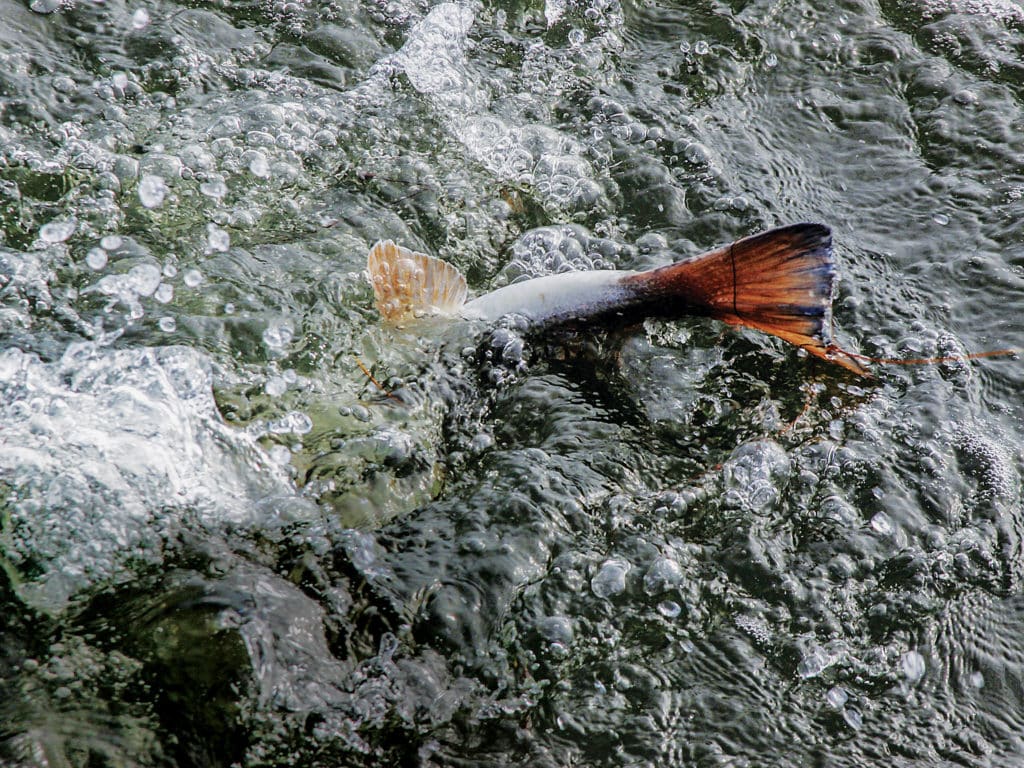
623 224 869 375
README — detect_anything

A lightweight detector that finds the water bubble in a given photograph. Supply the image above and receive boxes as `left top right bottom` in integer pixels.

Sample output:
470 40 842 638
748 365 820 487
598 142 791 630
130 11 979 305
162 262 177 278
901 650 926 683
643 557 683 595
85 248 108 270
263 323 294 351
158 316 176 332
969 671 984 688
40 218 77 243
843 708 863 729
154 283 173 303
694 40 710 55
765 52 778 68
30 0 61 13
112 72 129 91
131 8 150 28
591 558 630 599
265 375 288 396
183 269 203 288
200 179 228 199
224 302 235 314
536 616 574 645
100 235 123 250
797 646 834 678
826 686 848 708
657 600 681 618
679 41 690 53
127 264 162 297
270 411 313 435
932 212 949 226
206 223 230 252
246 151 270 178
268 444 292 465
138 175 168 208
870 512 894 535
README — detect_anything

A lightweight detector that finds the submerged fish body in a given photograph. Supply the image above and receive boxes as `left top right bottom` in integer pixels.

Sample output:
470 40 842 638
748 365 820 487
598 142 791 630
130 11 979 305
366 225 869 375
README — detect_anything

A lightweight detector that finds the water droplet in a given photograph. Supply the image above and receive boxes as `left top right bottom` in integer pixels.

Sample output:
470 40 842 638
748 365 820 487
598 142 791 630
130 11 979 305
265 375 288 396
200 179 227 199
183 269 203 288
127 264 162 297
657 600 681 618
591 558 630 599
870 512 893 535
263 323 294 351
537 616 574 645
85 248 108 270
643 557 683 595
826 686 848 709
138 175 168 208
158 316 176 332
268 444 292 465
206 223 230 252
30 0 61 13
248 151 270 178
901 650 926 683
40 218 76 243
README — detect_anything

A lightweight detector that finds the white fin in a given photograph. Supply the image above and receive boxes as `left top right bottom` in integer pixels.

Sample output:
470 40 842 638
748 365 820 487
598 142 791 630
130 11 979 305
366 240 467 324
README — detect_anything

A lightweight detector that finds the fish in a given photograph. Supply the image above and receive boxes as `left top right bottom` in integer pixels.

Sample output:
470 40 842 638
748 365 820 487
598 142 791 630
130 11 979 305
366 223 870 375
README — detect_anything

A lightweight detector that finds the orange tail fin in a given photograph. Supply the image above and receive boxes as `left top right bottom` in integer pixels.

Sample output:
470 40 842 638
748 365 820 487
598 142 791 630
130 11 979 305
624 224 870 376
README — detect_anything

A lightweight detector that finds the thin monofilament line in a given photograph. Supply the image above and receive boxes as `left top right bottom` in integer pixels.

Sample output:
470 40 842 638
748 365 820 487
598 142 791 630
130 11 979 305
827 345 1017 367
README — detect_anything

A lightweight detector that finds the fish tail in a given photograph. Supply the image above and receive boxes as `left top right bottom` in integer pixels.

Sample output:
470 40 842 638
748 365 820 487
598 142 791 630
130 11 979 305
367 240 468 324
625 224 870 375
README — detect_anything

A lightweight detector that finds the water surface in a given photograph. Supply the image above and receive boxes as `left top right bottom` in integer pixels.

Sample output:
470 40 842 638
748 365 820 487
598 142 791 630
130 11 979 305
1 0 1023 765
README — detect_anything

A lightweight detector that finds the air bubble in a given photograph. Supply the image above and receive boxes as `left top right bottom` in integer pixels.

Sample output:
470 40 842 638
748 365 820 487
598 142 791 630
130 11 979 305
138 175 168 208
591 558 630 599
40 219 77 243
100 235 123 250
85 248 108 270
131 7 150 28
158 317 176 332
268 444 292 465
206 223 230 252
183 269 203 288
826 686 848 708
200 179 228 199
265 375 288 396
901 650 926 683
263 323 294 351
154 283 173 303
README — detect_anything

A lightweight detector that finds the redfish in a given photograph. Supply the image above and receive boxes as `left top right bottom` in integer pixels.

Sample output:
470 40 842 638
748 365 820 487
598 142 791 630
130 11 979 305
366 224 869 375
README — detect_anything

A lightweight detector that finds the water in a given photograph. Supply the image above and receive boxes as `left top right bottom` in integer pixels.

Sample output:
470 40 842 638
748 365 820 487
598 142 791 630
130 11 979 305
1 0 1022 765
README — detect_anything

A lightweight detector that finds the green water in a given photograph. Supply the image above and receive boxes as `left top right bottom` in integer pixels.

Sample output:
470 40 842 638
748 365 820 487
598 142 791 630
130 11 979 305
1 0 1022 765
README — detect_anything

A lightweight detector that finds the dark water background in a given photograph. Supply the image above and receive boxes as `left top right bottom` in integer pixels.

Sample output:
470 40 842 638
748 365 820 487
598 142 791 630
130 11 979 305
1 0 1023 765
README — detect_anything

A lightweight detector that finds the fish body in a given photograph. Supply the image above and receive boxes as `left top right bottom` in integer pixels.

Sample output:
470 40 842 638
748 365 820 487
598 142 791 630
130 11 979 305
366 225 868 375
461 269 638 325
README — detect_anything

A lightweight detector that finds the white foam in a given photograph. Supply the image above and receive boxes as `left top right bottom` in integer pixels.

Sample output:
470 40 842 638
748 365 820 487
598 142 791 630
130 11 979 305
0 344 307 614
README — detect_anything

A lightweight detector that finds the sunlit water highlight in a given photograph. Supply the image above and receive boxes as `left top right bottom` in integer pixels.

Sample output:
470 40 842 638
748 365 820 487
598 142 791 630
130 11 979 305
1 0 1022 765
